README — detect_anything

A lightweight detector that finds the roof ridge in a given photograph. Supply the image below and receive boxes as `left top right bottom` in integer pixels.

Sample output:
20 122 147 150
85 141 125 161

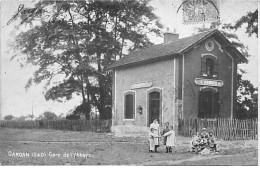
108 29 232 69
168 28 216 43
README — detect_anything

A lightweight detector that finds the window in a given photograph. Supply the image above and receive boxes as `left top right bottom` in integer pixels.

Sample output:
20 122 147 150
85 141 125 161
206 58 214 76
124 91 135 119
201 55 218 78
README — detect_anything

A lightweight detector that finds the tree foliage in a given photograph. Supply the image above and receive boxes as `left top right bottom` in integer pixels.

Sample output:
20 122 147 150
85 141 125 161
4 115 15 120
12 0 162 119
41 111 58 120
233 9 258 37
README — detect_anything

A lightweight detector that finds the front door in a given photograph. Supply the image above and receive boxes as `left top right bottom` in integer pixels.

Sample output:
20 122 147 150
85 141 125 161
198 90 219 118
148 91 161 125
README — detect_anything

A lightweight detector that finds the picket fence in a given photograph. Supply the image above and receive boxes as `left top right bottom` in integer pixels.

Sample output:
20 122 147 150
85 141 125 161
178 118 258 140
0 119 112 132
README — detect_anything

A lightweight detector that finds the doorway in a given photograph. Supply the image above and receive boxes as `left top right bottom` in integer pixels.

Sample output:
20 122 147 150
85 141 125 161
148 90 162 126
198 90 219 118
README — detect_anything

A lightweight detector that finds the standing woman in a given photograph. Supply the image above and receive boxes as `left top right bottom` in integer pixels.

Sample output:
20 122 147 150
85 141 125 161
150 119 160 152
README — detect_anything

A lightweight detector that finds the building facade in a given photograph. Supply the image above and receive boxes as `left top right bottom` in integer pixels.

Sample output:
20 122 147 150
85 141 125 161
108 29 246 136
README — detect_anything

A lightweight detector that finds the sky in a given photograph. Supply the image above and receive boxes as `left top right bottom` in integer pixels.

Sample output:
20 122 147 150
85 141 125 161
0 0 258 119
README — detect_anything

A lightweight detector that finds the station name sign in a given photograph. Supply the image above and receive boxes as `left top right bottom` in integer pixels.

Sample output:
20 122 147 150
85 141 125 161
195 78 224 87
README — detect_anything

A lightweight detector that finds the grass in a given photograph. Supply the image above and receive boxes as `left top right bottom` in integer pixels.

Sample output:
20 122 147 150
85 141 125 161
0 128 258 165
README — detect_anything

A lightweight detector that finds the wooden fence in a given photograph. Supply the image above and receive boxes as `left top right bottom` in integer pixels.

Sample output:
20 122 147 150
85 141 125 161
178 118 258 140
0 119 112 132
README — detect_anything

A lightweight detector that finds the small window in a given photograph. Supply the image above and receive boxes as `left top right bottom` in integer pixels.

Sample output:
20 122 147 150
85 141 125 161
201 56 218 78
124 91 135 119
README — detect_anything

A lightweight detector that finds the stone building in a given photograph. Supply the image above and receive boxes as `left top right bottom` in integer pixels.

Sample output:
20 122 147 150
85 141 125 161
108 29 246 135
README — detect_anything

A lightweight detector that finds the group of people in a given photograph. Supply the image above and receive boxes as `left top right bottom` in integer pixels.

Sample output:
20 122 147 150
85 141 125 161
188 128 219 154
148 119 176 153
148 119 219 154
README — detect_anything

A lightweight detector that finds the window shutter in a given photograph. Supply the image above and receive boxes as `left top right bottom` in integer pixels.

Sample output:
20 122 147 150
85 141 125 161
201 57 207 76
213 61 218 78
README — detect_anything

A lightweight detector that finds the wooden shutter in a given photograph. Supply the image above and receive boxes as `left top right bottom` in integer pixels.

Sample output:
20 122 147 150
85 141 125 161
213 60 218 78
201 57 207 77
125 94 134 119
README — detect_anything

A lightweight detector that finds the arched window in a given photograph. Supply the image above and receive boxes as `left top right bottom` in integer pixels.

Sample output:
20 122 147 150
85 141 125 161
201 55 218 78
124 91 135 119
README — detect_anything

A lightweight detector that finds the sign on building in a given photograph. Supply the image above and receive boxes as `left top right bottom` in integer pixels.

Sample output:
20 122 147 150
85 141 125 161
195 78 224 87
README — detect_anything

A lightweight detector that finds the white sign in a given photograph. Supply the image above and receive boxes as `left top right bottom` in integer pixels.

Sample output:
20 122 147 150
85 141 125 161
131 81 152 89
195 78 224 87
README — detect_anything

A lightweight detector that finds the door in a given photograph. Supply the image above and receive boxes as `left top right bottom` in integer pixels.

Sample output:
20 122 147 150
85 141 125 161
198 90 219 118
148 91 161 125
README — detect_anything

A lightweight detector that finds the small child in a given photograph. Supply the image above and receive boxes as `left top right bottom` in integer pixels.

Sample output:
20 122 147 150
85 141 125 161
162 126 176 153
148 128 160 153
162 122 170 152
208 132 217 151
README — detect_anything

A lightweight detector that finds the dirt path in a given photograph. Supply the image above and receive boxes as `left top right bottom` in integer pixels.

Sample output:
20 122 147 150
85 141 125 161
0 140 145 144
139 152 256 165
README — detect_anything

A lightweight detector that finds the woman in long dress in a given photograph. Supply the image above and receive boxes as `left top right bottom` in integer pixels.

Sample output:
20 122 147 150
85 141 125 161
149 119 160 152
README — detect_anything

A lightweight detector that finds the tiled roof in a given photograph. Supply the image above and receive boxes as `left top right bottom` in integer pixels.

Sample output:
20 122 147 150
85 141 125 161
108 29 245 69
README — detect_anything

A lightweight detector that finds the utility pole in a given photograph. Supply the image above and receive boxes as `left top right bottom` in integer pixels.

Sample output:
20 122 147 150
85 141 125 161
31 99 34 120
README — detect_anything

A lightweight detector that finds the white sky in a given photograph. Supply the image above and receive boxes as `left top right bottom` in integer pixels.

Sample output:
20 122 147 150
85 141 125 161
0 0 258 119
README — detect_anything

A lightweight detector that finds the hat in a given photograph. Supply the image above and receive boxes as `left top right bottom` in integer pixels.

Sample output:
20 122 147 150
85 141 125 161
202 128 207 131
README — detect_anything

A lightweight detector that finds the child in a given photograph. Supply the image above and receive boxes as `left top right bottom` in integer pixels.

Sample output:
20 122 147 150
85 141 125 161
148 128 160 153
162 126 176 153
208 132 217 152
162 122 170 152
150 119 160 152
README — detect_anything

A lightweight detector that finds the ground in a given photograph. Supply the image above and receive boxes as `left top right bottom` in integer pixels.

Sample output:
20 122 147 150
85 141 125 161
0 128 258 165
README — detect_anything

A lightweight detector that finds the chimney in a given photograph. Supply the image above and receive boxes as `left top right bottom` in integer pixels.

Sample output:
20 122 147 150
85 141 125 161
164 28 179 43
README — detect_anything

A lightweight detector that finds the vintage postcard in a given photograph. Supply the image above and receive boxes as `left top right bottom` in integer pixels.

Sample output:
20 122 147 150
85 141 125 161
0 0 258 166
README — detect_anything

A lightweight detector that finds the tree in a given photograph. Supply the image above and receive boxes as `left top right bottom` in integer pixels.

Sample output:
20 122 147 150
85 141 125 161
196 21 257 119
12 0 162 119
17 116 26 121
42 111 58 120
237 73 258 118
233 9 258 37
4 115 15 120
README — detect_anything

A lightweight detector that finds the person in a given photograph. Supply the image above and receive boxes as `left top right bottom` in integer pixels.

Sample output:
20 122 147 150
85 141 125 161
162 126 176 153
199 128 210 151
200 128 209 139
162 122 170 152
208 132 217 152
150 119 160 152
148 128 160 153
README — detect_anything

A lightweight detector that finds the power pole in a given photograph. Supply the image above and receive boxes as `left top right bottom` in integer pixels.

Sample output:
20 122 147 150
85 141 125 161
31 99 34 120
